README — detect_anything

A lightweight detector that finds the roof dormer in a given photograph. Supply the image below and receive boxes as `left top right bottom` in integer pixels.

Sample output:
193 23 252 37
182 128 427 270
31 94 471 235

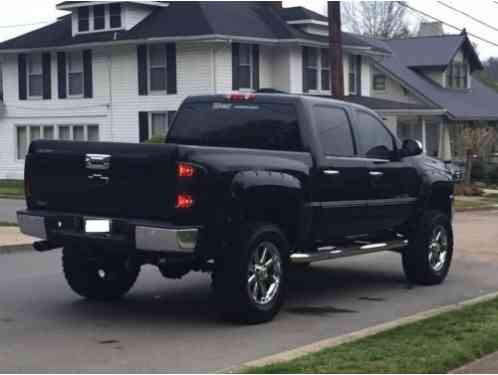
56 1 168 36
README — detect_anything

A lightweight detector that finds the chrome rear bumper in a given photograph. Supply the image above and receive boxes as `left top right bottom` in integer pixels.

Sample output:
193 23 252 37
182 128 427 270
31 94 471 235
17 211 200 254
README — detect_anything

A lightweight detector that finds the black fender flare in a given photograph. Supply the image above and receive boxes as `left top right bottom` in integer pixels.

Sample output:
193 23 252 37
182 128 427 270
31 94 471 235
228 170 311 246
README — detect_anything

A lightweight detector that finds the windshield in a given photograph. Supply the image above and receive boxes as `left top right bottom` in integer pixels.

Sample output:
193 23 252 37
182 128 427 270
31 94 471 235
166 101 303 152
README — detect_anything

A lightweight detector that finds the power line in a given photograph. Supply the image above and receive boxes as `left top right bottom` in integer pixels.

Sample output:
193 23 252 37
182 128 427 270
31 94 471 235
398 2 498 48
438 1 498 33
0 20 54 29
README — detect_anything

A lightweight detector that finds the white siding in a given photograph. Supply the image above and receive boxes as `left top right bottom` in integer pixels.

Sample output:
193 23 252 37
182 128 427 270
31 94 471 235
370 67 425 105
123 3 153 30
271 47 292 92
0 42 219 179
259 45 273 89
288 46 303 94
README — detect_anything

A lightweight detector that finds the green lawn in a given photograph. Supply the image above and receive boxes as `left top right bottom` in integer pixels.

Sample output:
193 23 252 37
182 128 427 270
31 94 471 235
0 180 24 199
245 297 498 373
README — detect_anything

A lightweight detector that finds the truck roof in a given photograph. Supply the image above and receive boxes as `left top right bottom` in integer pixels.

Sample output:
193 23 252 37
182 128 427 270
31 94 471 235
183 93 376 115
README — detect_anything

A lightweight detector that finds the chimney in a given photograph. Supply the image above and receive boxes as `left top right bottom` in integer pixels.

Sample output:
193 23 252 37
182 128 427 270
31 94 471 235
418 22 444 37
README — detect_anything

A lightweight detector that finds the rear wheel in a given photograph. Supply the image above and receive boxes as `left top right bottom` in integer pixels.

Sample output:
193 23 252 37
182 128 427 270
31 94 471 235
62 246 140 301
213 223 288 324
402 210 453 285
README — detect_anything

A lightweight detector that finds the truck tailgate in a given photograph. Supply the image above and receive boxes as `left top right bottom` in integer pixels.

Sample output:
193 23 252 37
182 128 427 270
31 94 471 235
26 140 178 220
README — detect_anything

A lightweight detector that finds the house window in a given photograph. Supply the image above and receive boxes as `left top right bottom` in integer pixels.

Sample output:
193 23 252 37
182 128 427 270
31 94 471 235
321 49 330 91
151 113 168 137
93 5 105 30
67 51 84 96
348 55 357 94
373 74 386 91
238 44 253 89
78 6 90 32
27 54 43 98
149 44 167 92
16 125 98 160
446 62 469 89
306 48 318 91
304 48 330 92
109 3 122 29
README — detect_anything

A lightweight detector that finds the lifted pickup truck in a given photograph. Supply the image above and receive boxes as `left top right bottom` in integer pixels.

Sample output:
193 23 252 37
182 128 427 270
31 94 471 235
18 93 454 323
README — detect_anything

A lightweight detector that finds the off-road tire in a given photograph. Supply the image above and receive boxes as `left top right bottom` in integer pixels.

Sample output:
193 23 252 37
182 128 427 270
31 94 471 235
402 210 453 285
212 223 289 324
62 246 140 301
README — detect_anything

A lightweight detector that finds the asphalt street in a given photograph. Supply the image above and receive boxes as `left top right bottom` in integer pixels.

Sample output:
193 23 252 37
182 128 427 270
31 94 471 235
0 210 497 372
0 198 25 223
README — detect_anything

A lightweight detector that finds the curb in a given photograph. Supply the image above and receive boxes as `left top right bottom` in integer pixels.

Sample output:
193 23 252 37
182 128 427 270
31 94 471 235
225 291 498 373
0 244 33 255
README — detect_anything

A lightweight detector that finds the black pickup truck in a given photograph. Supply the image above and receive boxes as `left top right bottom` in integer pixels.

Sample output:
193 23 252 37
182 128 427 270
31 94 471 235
18 93 454 323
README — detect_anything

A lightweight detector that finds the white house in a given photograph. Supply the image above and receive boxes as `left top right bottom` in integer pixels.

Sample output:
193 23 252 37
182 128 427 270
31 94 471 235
0 2 496 179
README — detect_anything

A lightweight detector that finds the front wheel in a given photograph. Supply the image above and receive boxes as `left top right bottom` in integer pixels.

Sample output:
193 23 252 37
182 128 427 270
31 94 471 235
62 246 140 301
213 223 288 324
402 210 453 285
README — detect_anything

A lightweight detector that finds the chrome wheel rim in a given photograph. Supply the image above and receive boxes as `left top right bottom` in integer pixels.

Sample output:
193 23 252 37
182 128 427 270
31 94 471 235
247 241 282 306
428 225 449 272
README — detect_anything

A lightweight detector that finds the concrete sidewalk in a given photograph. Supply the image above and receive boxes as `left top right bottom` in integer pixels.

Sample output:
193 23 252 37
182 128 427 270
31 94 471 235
0 226 34 253
452 351 498 373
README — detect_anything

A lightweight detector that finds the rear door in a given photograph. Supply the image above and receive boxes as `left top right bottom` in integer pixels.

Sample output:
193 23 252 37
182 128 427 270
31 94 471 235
352 110 419 232
311 104 370 241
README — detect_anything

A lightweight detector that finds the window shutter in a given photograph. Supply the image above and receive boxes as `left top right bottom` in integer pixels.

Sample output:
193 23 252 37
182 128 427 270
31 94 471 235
302 47 309 93
42 52 51 100
83 49 93 98
166 43 177 94
57 52 67 99
232 43 240 90
137 45 148 96
252 45 260 91
18 54 27 100
356 55 362 96
139 112 149 142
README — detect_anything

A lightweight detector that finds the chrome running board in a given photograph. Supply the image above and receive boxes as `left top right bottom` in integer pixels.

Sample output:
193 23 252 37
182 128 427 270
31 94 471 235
290 239 408 264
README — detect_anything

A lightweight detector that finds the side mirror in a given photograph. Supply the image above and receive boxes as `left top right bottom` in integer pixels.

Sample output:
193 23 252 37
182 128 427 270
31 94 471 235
401 139 423 157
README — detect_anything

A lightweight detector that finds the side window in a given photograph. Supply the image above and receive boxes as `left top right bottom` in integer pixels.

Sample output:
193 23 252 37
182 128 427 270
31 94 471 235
356 111 394 160
314 105 355 157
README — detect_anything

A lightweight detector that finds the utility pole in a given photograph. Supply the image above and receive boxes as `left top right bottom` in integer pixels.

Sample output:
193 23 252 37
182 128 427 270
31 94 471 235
328 1 344 99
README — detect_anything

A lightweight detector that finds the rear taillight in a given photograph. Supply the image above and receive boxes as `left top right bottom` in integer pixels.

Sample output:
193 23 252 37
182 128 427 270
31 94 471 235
176 193 194 209
177 163 195 178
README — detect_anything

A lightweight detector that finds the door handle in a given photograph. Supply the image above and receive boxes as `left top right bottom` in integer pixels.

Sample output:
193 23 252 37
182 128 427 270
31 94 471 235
369 171 384 177
324 170 340 176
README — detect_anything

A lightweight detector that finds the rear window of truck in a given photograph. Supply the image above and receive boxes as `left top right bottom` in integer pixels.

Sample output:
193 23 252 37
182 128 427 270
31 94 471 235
166 102 303 151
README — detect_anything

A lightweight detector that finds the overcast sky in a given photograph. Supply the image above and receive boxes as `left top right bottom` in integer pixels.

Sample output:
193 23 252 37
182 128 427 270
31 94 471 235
0 1 497 60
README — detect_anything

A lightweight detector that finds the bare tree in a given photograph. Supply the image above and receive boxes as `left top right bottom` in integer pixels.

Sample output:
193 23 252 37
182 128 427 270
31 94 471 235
342 2 415 39
460 122 498 183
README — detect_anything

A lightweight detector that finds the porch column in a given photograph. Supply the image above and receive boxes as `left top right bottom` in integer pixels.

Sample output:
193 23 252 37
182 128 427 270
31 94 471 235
438 122 452 161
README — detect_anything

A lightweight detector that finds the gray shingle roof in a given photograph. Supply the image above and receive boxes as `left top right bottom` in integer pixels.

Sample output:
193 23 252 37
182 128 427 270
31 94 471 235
376 51 498 121
278 6 328 22
384 34 482 71
0 2 388 54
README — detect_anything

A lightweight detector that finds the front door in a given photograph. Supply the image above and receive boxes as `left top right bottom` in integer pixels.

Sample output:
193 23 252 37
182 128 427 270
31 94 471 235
311 105 370 241
353 110 419 233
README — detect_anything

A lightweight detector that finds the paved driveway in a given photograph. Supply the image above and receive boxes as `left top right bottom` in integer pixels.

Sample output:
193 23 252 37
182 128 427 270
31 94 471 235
0 199 25 223
0 211 497 371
